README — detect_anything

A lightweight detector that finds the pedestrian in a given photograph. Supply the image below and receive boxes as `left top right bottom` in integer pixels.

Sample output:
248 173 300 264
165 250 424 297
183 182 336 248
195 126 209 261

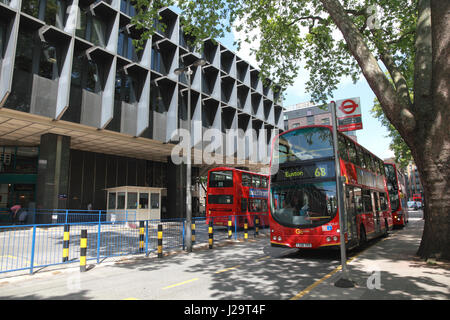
18 209 28 225
10 204 21 225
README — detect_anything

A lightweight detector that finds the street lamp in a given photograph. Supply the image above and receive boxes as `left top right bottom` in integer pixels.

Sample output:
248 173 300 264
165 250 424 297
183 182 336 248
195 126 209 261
174 58 207 253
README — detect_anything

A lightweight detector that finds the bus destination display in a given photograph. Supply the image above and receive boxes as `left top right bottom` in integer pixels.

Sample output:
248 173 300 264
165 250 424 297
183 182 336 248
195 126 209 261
275 161 335 181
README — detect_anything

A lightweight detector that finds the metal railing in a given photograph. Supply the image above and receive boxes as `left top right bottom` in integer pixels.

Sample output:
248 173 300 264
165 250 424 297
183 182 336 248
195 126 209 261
0 212 269 275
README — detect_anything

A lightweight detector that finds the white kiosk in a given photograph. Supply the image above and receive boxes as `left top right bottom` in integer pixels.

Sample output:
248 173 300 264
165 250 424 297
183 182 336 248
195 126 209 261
106 186 166 222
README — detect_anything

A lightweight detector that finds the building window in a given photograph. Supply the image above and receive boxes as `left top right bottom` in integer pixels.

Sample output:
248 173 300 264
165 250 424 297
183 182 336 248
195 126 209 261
21 0 68 29
321 118 330 125
139 193 148 209
76 10 106 48
307 116 314 125
127 192 138 209
292 123 300 128
120 0 136 17
151 193 160 209
118 31 138 62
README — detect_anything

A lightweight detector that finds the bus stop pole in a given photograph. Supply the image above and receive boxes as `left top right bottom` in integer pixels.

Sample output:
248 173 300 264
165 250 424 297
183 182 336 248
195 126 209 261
185 67 193 253
330 101 354 288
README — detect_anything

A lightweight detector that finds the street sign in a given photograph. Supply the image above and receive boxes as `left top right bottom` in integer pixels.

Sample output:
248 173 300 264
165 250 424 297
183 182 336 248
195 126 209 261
335 97 362 132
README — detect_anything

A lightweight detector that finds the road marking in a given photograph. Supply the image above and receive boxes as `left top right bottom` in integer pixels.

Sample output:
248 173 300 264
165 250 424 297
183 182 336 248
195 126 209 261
215 265 241 274
214 255 270 274
162 278 199 290
123 297 139 300
256 256 270 261
290 250 363 300
290 266 342 300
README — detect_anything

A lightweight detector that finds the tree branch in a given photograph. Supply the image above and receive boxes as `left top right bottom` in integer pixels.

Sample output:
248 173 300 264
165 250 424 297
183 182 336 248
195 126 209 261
370 29 413 107
319 0 416 135
288 15 328 27
380 51 413 105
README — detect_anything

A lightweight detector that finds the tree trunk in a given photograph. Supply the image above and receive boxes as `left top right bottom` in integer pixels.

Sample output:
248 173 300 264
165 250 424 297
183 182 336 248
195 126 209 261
416 0 450 260
320 0 450 260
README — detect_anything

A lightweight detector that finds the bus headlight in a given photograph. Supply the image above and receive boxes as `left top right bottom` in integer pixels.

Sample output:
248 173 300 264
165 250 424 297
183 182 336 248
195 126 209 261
326 237 331 242
278 236 282 241
333 236 338 241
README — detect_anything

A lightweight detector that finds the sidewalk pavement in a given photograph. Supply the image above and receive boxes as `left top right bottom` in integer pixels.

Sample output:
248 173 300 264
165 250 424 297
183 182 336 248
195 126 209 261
299 213 450 300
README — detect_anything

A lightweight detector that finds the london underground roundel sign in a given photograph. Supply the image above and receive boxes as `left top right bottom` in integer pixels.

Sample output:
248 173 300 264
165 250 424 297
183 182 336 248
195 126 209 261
335 97 362 132
339 99 358 114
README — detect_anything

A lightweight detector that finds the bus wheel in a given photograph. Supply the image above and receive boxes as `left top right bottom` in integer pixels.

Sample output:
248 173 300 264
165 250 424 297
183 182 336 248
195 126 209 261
358 225 367 248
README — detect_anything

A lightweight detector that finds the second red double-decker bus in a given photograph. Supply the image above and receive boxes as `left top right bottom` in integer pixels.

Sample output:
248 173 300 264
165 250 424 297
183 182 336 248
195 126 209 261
384 162 409 228
206 167 269 228
412 193 422 204
269 125 393 250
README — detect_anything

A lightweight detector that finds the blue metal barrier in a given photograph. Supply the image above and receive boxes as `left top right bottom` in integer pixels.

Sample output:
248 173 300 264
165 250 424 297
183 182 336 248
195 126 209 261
0 212 269 275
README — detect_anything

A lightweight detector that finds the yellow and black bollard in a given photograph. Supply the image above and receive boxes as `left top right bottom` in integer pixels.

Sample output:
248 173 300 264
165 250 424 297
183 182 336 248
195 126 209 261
208 220 213 249
227 216 232 239
80 229 87 272
62 224 70 262
139 221 145 253
191 222 196 246
254 216 259 237
244 218 248 240
157 224 163 258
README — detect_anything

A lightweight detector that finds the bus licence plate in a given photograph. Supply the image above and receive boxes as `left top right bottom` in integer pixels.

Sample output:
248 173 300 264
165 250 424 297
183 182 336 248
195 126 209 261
296 243 312 248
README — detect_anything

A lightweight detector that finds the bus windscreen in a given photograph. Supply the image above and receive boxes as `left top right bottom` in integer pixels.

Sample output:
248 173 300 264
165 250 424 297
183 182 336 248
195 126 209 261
275 127 333 163
384 164 400 212
209 170 233 187
270 181 337 228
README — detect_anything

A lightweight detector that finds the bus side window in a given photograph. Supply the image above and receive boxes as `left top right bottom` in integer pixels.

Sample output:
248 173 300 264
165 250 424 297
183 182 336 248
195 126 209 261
261 177 268 188
241 198 247 213
362 189 373 212
338 135 349 161
347 140 357 164
356 147 365 168
354 187 363 213
242 173 251 187
252 175 261 188
380 193 388 211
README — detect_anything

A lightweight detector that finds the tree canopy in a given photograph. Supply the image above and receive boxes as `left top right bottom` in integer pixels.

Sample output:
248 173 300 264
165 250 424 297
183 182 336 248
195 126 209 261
133 0 416 103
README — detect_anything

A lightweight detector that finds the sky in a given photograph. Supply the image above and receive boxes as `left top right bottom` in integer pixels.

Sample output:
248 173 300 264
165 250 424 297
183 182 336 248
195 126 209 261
215 22 395 161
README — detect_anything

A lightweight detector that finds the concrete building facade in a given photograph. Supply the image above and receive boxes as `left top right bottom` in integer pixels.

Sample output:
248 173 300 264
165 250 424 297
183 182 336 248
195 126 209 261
0 1 284 221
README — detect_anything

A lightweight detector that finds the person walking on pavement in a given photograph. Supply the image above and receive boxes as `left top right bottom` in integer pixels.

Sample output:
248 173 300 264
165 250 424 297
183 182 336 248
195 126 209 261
9 204 21 225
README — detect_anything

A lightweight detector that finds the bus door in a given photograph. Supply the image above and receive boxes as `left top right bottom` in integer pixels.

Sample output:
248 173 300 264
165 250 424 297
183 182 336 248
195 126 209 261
345 186 357 242
373 191 381 234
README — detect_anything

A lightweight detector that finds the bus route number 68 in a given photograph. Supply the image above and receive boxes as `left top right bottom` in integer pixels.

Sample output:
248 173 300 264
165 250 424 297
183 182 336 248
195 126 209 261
315 167 327 177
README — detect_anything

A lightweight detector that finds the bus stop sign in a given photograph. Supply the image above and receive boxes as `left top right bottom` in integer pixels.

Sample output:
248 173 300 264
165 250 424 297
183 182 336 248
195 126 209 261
335 97 362 132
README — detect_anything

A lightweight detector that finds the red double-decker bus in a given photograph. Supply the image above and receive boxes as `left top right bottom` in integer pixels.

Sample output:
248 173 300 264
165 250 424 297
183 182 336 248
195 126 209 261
412 193 422 203
206 167 269 228
269 125 393 249
384 162 409 227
